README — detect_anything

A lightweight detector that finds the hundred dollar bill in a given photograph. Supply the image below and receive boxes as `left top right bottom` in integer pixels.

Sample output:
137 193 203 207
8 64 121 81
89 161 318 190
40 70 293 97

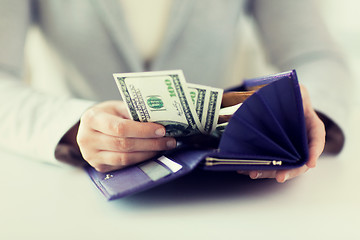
113 70 205 137
187 83 223 134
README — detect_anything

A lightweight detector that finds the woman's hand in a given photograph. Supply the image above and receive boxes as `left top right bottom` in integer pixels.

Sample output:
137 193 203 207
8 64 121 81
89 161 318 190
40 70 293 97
223 85 326 183
75 101 176 172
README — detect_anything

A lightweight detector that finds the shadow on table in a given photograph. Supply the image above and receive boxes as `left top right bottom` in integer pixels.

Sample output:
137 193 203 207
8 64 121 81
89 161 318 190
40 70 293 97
112 169 289 208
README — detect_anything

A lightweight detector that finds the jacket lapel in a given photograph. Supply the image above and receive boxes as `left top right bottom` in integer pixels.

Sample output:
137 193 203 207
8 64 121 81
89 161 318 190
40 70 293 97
151 0 194 70
91 0 143 72
91 0 194 72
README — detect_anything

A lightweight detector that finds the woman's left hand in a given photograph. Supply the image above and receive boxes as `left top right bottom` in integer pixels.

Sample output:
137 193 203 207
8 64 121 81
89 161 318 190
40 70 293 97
222 85 326 183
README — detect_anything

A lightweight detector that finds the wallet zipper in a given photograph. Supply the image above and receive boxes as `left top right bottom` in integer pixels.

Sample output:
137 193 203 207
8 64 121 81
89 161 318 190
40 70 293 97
205 157 282 166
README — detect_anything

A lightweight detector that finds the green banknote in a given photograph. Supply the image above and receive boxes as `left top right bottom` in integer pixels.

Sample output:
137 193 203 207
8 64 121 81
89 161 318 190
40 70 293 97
187 83 223 134
113 70 205 137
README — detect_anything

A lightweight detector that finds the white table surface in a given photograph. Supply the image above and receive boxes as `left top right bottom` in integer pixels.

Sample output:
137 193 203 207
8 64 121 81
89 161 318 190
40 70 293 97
0 104 359 240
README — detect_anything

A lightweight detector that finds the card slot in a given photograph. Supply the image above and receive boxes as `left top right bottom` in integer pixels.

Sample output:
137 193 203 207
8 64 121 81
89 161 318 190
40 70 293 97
235 91 300 158
86 165 153 200
156 156 183 173
86 154 191 200
255 76 307 158
219 114 300 162
138 160 172 181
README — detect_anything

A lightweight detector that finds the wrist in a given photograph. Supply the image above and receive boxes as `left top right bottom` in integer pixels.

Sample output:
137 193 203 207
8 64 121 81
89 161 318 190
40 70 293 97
60 121 80 152
316 111 345 154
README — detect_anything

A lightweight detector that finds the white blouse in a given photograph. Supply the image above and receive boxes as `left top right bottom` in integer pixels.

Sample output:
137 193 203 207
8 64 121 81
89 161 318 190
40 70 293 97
119 0 172 62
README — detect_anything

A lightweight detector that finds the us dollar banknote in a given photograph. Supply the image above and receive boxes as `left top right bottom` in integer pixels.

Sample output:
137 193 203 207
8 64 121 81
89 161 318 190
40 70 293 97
187 83 223 134
113 70 206 137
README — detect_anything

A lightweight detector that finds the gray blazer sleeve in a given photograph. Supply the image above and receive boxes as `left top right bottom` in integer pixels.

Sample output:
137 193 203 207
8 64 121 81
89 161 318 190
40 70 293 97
252 0 353 152
0 1 94 164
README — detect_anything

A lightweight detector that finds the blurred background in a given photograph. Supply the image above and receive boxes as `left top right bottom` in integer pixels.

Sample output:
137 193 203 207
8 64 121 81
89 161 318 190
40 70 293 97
25 0 360 102
319 0 360 104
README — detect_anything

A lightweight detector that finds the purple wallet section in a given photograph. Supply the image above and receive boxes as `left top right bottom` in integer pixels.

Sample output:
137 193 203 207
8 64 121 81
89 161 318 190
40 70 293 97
85 148 209 200
204 69 308 170
85 70 309 200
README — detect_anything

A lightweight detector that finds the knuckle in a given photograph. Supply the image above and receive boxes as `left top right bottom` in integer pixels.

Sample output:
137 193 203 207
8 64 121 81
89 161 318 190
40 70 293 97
116 138 134 152
76 134 87 146
300 84 308 94
154 139 168 150
80 150 95 164
105 153 131 168
80 150 90 161
319 119 326 131
113 121 126 136
94 164 109 173
81 108 97 124
118 153 131 167
314 116 326 136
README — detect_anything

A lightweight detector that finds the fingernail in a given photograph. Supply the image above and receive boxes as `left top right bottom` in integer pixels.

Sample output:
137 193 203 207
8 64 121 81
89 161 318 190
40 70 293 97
251 171 262 179
166 139 177 149
155 128 165 136
308 161 316 168
283 173 290 182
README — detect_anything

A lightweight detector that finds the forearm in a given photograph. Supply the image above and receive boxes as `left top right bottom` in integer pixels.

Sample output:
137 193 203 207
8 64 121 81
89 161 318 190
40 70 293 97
0 72 95 163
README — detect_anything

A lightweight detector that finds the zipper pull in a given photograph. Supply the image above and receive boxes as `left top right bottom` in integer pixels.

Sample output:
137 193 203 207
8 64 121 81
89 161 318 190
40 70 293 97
205 157 283 166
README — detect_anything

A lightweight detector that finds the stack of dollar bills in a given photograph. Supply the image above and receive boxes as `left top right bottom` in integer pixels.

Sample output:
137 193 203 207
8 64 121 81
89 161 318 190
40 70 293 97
113 70 224 137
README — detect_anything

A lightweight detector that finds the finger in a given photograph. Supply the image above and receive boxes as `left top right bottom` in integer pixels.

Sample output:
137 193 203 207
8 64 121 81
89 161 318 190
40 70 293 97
237 170 249 175
275 165 310 183
248 170 277 180
218 115 232 124
248 165 310 183
300 85 325 168
89 151 159 172
81 110 166 138
92 133 177 152
86 163 120 173
111 101 132 119
221 91 255 107
94 100 131 119
305 112 326 168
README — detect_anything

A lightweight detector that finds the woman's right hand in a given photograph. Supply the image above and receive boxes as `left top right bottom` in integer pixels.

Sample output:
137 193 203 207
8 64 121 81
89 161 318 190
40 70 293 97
76 101 177 172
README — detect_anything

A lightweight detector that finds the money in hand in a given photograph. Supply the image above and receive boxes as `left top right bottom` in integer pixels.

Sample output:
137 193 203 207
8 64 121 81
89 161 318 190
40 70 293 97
113 70 206 137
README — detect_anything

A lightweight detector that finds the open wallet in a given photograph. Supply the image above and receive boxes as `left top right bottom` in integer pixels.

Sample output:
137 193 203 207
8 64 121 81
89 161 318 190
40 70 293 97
85 70 309 200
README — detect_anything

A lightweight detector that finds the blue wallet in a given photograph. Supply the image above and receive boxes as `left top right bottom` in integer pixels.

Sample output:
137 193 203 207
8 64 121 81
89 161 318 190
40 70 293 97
85 70 309 200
